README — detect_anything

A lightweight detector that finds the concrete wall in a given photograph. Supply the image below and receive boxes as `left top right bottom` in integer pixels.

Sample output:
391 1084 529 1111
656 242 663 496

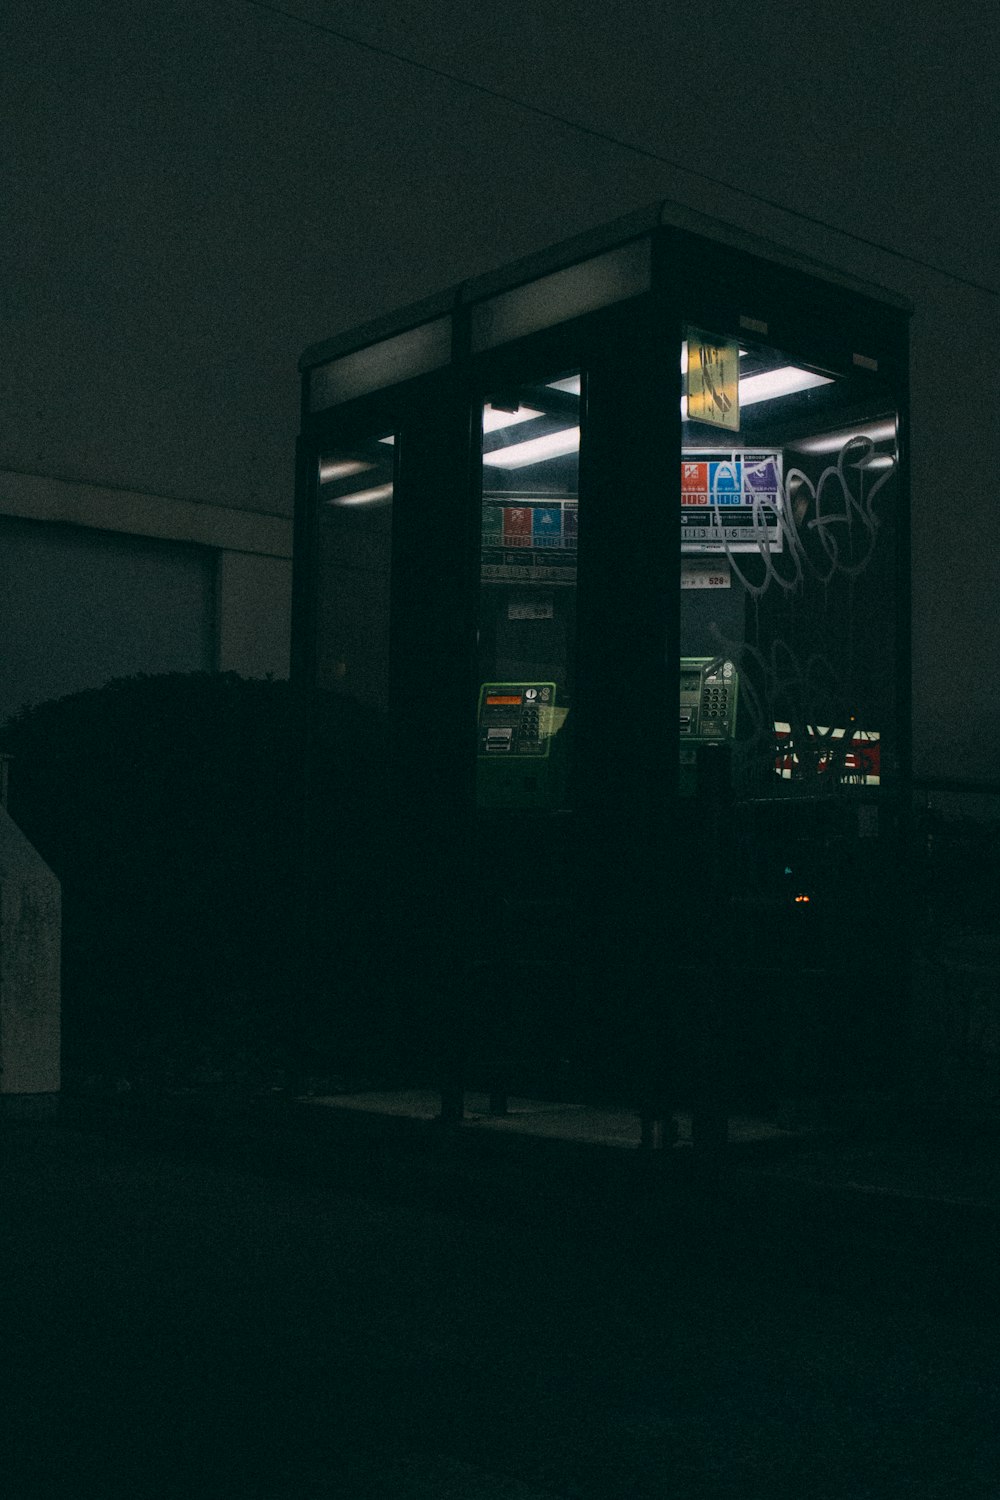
0 806 60 1115
4 0 998 774
0 470 292 722
216 550 293 680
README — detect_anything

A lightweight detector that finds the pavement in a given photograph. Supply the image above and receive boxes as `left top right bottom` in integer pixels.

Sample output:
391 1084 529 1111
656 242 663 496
45 1081 1000 1311
3 1106 1000 1498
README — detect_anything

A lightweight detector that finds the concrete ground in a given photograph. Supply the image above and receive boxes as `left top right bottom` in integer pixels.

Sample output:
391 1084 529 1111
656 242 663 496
3 1119 1000 1499
307 1089 794 1147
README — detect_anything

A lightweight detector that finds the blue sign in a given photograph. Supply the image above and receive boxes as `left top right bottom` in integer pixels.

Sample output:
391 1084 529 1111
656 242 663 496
708 460 742 504
532 507 563 546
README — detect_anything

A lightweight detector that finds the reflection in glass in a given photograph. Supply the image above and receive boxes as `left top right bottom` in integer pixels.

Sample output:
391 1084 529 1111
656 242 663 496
315 435 395 712
308 434 397 1086
476 377 580 810
679 329 899 799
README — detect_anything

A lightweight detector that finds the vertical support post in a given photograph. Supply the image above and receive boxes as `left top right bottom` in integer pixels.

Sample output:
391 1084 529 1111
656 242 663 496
690 742 731 1162
437 962 467 1125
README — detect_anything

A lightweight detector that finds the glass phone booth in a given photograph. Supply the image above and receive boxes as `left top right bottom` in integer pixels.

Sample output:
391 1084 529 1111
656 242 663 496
293 205 910 1133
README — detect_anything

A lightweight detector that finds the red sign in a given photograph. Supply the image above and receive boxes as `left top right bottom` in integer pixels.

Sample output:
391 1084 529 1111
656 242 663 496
681 462 708 506
503 507 533 546
774 725 881 782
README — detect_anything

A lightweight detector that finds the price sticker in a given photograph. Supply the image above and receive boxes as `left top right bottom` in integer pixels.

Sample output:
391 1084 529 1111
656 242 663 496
681 559 731 589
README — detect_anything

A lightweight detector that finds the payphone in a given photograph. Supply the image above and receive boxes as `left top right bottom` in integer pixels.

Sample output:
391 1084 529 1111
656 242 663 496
476 680 568 809
679 656 738 740
679 656 739 796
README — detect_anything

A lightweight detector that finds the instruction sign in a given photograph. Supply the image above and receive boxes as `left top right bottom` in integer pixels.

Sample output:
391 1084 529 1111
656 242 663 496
681 450 783 553
687 332 740 432
481 498 578 584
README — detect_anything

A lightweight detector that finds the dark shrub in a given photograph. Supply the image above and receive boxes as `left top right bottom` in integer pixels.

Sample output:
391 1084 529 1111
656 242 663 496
1 673 389 1082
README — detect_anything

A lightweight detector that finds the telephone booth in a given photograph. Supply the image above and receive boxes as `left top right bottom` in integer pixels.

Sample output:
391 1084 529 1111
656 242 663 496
292 205 910 1129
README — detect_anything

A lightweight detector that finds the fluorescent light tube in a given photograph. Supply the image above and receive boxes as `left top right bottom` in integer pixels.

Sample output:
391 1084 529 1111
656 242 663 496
681 365 833 418
482 427 581 468
739 367 833 405
324 483 393 506
319 458 374 482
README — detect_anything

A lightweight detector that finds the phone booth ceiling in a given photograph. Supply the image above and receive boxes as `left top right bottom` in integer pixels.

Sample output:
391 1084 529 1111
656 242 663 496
292 202 911 1113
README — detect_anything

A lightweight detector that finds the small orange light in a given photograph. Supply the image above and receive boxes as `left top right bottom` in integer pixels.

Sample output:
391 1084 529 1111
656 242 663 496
794 893 811 904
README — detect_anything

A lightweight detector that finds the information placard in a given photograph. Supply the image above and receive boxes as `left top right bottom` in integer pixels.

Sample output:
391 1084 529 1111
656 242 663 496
686 333 740 431
681 450 782 554
481 497 578 583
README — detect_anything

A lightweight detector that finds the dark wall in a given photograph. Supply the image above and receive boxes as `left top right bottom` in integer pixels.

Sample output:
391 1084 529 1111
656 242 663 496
0 516 216 726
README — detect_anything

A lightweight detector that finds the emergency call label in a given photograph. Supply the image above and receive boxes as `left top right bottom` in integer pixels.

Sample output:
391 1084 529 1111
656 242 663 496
681 450 783 554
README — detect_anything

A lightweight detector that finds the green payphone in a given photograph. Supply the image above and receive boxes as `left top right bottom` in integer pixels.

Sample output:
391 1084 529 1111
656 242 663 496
476 680 568 809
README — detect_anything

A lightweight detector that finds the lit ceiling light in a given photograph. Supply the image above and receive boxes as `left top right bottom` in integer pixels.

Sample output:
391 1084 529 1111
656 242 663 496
791 419 897 454
554 354 819 413
739 367 834 405
324 482 393 506
319 458 374 482
483 403 543 433
681 366 832 419
482 427 581 468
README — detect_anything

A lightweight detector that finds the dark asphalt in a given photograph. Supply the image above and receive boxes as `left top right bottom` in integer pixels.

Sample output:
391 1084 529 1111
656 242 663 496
2 1121 999 1499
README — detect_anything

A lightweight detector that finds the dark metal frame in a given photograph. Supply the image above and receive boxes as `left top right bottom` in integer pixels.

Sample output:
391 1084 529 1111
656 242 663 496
293 210 911 1133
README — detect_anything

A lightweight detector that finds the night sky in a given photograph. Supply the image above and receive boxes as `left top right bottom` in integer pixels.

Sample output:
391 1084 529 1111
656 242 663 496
4 0 1000 778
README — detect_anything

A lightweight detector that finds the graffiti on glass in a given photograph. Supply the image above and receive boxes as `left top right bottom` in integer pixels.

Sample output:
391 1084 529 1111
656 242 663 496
710 436 896 600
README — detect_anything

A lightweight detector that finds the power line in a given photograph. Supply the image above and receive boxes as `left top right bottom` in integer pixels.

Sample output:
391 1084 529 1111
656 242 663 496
237 0 999 301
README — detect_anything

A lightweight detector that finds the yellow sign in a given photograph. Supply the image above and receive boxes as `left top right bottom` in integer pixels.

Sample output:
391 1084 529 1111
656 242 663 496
687 333 740 431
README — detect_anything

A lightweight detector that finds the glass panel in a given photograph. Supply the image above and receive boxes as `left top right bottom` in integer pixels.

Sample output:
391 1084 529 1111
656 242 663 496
679 327 900 804
314 435 395 709
476 373 580 810
677 324 903 1108
470 241 650 351
308 433 396 1091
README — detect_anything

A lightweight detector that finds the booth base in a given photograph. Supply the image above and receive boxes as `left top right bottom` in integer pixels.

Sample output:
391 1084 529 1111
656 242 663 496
298 1088 801 1151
